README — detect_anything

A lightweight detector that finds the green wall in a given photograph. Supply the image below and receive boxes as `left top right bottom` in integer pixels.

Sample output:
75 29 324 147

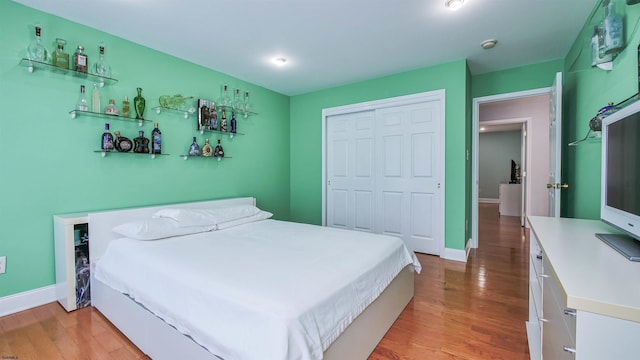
471 59 564 98
561 0 639 219
290 60 470 252
0 1 290 298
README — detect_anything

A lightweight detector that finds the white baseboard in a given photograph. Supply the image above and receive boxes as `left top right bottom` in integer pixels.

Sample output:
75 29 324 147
0 285 56 317
442 246 469 262
479 198 500 204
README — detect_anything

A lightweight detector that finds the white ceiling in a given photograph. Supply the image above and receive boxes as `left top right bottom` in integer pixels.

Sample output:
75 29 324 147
13 0 597 96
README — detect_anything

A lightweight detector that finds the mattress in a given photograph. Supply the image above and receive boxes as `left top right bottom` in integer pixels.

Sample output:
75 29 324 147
94 219 421 360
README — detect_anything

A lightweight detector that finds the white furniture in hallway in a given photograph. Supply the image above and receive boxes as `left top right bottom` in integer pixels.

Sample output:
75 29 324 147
499 183 521 216
526 216 640 360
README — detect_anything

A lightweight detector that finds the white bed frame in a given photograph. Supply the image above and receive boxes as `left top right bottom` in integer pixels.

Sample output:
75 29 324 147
89 197 414 360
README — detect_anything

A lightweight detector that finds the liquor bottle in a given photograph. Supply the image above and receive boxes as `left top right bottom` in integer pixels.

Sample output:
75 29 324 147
242 91 251 118
151 123 162 154
52 38 69 70
92 84 101 113
233 88 242 109
101 123 114 151
603 0 624 54
201 138 213 157
214 139 224 158
230 111 237 133
94 42 111 78
76 85 89 111
188 137 201 156
134 87 145 120
210 104 218 130
73 45 88 73
26 24 48 62
104 99 118 115
220 109 228 132
219 84 231 107
133 131 150 153
114 131 132 152
122 96 131 117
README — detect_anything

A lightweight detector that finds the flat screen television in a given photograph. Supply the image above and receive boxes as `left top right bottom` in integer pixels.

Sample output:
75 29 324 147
598 100 640 261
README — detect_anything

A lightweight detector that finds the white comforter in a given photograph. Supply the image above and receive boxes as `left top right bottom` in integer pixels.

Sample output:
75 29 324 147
94 219 421 360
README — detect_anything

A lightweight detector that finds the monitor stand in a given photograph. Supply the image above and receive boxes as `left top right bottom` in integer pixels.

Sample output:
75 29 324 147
596 233 640 262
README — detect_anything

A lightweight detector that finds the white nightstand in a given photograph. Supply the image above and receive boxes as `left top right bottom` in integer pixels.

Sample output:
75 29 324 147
53 213 90 312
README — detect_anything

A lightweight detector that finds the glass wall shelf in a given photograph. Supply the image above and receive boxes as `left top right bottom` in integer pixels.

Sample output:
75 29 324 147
153 106 196 119
217 105 257 119
70 109 150 127
20 58 117 87
181 155 230 161
199 129 244 138
569 130 601 146
94 150 168 159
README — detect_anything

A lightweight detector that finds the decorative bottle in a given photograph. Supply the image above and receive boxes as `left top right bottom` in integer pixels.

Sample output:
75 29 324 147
94 42 111 78
134 87 145 120
114 131 132 152
188 137 201 156
201 138 213 157
210 104 218 130
151 123 162 155
52 38 69 70
233 88 242 109
73 45 88 73
219 84 231 107
122 96 131 117
133 131 150 153
220 109 228 132
101 123 114 151
76 85 89 111
26 24 48 62
603 0 624 54
242 91 251 118
230 111 237 133
214 139 224 158
104 99 118 115
92 84 101 113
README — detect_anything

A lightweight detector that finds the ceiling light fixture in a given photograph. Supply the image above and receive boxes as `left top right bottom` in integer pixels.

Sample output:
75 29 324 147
445 0 465 10
480 39 498 49
273 57 287 66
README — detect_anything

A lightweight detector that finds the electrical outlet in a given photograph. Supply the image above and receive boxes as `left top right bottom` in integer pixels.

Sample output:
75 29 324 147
0 256 5 274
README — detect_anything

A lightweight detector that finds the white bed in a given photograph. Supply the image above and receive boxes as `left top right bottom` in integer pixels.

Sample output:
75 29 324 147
89 197 418 360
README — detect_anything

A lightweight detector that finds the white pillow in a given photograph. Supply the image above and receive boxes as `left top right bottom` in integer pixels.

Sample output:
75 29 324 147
216 211 273 230
153 205 262 227
112 218 215 240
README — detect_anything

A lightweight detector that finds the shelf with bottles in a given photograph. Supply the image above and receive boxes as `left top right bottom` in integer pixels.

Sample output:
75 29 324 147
154 95 197 119
94 150 169 159
181 154 231 161
568 129 602 146
69 109 151 127
154 106 197 119
19 58 118 86
199 128 244 138
182 137 227 161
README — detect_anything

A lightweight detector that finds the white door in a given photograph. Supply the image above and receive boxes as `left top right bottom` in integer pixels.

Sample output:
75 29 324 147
521 122 528 226
326 111 376 231
326 98 443 255
548 72 563 218
375 103 442 254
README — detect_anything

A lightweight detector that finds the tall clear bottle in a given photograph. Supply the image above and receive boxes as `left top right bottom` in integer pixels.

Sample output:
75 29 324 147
26 24 48 62
92 84 101 113
76 85 89 111
151 123 162 155
219 84 231 107
233 88 242 109
94 42 112 78
242 91 251 118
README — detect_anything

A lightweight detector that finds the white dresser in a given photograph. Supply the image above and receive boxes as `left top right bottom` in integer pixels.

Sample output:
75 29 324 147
499 183 521 216
526 216 640 360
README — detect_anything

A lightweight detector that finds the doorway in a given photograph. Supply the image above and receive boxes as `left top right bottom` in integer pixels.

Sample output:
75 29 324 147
471 89 552 249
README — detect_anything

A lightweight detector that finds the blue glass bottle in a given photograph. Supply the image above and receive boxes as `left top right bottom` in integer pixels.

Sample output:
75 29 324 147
230 111 237 133
101 123 114 151
188 137 201 156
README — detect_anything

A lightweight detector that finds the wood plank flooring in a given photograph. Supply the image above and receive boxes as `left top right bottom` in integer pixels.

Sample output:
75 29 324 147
0 203 530 359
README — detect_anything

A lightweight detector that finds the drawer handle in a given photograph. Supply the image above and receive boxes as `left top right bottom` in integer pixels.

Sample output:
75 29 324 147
536 254 543 260
564 309 577 317
563 346 576 354
540 274 550 278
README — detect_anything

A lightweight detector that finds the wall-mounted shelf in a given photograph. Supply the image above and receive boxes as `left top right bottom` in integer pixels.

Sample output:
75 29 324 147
199 128 244 138
20 58 117 87
70 109 151 127
217 105 257 119
94 150 168 159
154 106 196 119
181 155 230 161
569 130 601 146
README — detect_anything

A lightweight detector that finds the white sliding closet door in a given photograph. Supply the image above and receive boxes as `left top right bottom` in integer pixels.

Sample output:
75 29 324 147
325 96 443 255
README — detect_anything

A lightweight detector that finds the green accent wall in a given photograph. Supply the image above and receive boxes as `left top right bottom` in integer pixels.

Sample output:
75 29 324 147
471 59 564 98
290 60 470 252
0 1 290 298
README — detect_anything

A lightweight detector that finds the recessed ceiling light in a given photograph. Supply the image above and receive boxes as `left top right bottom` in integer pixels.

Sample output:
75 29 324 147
480 39 498 49
273 57 287 66
445 0 465 10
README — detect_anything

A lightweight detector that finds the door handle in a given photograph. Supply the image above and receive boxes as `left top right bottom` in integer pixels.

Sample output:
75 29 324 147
546 183 555 189
547 183 569 189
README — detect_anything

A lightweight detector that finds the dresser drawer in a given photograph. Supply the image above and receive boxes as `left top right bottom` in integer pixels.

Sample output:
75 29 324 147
542 256 576 343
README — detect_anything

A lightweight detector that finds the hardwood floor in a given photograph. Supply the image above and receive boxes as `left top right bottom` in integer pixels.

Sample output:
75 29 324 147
0 203 530 359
